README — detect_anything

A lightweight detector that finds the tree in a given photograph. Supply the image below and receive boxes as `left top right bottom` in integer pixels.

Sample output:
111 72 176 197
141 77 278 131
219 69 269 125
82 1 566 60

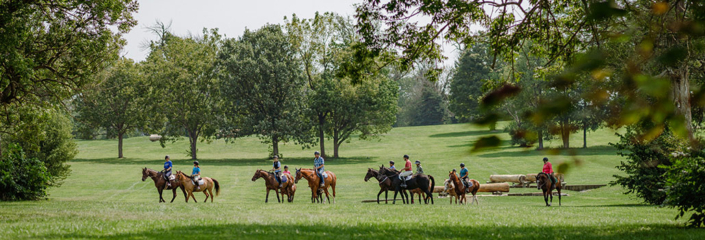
75 58 147 158
449 43 494 122
0 0 138 115
143 28 223 160
219 25 313 157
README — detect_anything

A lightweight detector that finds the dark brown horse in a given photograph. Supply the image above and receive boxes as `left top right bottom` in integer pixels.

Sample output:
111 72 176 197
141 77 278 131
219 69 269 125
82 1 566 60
448 171 480 205
251 169 295 203
378 166 434 204
175 171 220 203
537 172 561 206
364 168 409 204
409 174 435 204
141 167 185 203
295 168 337 204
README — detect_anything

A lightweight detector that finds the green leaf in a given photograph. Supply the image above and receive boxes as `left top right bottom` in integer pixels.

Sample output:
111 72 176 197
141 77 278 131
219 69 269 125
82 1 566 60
471 136 502 153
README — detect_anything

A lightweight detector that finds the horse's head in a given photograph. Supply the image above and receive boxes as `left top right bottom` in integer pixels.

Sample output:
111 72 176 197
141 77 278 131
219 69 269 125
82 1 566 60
378 165 388 175
141 167 149 181
252 169 263 182
364 168 376 182
175 171 184 181
444 179 453 191
294 168 302 183
448 171 458 181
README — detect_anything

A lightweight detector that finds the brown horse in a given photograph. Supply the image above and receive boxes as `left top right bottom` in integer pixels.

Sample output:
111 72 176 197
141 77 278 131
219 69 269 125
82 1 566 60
409 174 434 204
378 166 434 205
537 172 561 206
364 168 408 204
251 169 295 203
141 168 185 203
295 168 337 204
175 171 220 203
443 179 459 204
448 171 480 205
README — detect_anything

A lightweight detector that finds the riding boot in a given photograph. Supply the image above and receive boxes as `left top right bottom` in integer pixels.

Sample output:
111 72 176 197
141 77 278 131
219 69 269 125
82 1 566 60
319 178 325 188
401 179 407 188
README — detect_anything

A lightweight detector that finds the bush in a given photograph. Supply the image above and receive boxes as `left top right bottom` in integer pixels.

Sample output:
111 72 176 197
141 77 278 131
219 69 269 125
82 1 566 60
610 126 681 205
0 144 50 201
663 154 705 228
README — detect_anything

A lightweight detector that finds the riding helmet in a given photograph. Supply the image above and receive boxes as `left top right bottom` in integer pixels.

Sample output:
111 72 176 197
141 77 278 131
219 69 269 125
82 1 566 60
389 160 395 164
543 157 549 162
415 160 421 164
273 155 279 159
284 165 288 169
460 163 465 167
452 168 457 172
193 161 199 165
403 154 409 159
314 151 320 155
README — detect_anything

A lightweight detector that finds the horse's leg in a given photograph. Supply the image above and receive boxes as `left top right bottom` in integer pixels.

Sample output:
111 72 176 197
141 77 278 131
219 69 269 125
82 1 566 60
385 190 388 204
425 189 434 205
558 188 562 206
543 190 550 206
377 189 384 204
392 188 399 204
209 186 215 203
191 191 198 203
549 190 553 206
170 188 177 203
265 188 270 203
275 188 281 203
323 188 331 204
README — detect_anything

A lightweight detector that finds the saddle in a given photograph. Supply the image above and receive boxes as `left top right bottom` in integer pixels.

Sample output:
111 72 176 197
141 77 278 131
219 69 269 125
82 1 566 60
399 175 413 181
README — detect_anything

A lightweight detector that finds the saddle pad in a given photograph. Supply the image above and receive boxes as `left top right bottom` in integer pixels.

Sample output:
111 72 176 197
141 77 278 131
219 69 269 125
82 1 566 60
398 175 412 181
169 175 176 180
198 179 205 185
280 176 287 183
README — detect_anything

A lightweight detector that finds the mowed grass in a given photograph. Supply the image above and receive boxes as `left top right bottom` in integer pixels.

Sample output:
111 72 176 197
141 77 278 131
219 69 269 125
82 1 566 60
1 123 703 239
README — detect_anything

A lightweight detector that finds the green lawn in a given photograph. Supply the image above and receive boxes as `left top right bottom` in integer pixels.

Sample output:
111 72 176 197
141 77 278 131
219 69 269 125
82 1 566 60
1 123 702 239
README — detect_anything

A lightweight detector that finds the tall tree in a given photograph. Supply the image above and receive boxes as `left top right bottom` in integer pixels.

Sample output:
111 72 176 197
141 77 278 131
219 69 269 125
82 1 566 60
219 25 313 157
75 58 147 158
449 43 494 122
143 29 223 160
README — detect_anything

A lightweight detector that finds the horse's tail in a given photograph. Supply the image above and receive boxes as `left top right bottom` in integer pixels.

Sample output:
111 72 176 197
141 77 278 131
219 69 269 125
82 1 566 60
212 178 220 196
429 175 436 191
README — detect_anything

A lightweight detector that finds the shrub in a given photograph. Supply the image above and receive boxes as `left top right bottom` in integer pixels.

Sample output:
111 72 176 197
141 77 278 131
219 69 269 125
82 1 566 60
662 154 705 228
0 144 50 201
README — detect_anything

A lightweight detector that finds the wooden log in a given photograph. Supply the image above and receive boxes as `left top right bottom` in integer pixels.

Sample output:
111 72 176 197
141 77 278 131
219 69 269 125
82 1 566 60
525 174 538 182
433 186 445 193
489 174 526 183
507 192 569 196
478 182 510 192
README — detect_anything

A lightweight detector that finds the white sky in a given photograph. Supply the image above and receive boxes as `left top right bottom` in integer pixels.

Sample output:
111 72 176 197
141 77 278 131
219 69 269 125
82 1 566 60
121 0 460 67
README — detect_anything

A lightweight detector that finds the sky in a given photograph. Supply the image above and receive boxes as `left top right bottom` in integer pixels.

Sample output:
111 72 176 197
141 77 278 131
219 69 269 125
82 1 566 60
121 0 460 66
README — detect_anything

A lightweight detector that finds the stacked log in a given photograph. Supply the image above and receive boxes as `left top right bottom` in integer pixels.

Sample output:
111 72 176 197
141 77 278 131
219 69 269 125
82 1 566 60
478 182 509 192
488 174 526 184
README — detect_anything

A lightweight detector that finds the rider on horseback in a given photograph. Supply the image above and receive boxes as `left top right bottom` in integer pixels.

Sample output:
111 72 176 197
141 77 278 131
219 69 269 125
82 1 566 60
192 161 201 190
272 155 283 188
415 160 423 174
163 155 173 188
283 165 290 175
389 160 396 171
314 151 325 188
541 157 557 189
399 155 413 187
459 163 473 192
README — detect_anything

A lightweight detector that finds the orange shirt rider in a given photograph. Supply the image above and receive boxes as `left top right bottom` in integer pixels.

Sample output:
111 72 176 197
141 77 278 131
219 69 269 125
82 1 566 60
399 155 413 186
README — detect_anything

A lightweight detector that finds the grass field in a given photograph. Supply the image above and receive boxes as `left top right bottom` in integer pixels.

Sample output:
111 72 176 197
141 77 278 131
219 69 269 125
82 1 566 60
1 123 703 239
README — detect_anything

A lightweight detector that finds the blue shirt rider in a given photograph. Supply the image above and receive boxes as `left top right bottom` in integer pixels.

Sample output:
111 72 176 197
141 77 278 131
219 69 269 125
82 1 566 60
163 155 172 187
314 151 325 187
459 163 472 192
389 160 396 171
192 161 201 190
272 155 283 188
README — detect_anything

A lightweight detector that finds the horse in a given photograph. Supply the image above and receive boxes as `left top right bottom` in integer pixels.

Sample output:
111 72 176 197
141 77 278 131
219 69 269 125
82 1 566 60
251 169 295 203
364 168 408 204
443 179 459 204
537 172 561 206
141 167 186 203
174 171 220 203
374 166 409 204
409 174 434 204
448 171 480 205
378 165 434 205
295 168 337 204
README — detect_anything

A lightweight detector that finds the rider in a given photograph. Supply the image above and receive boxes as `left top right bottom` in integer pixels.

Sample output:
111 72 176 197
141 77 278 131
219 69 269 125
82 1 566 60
459 163 472 192
192 161 201 190
272 155 282 188
399 155 413 187
415 160 423 174
283 165 291 175
542 157 557 189
389 160 396 171
163 155 173 188
314 151 325 187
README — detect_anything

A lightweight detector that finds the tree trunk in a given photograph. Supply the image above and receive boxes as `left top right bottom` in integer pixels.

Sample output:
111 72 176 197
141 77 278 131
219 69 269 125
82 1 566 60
318 114 326 158
189 131 198 160
272 135 279 157
333 129 339 158
671 67 694 140
561 119 570 149
583 124 587 149
537 131 544 150
118 132 124 158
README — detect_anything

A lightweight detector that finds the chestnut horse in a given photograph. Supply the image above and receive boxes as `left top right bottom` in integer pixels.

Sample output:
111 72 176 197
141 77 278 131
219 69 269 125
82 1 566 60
251 169 295 203
443 179 459 204
175 171 220 203
364 168 409 204
141 168 185 203
448 171 480 205
295 168 337 204
537 172 561 206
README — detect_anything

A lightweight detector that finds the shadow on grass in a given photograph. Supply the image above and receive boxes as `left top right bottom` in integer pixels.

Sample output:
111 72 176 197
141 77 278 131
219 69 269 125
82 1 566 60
476 145 618 158
429 130 496 138
565 204 654 208
70 156 378 167
37 223 701 239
